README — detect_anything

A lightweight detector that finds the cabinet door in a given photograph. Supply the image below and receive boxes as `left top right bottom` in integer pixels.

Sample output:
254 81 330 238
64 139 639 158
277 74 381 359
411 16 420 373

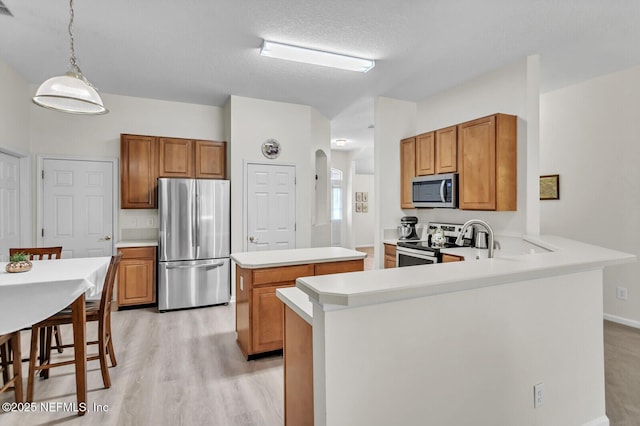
117 247 156 306
314 259 364 275
442 254 464 263
415 132 435 176
383 244 397 268
400 137 416 209
458 116 497 210
435 126 457 174
120 135 158 209
195 140 226 179
252 284 294 353
158 138 194 177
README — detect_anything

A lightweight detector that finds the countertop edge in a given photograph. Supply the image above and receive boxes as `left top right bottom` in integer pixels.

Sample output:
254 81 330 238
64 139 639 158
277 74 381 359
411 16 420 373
276 287 313 324
115 240 158 248
231 247 367 269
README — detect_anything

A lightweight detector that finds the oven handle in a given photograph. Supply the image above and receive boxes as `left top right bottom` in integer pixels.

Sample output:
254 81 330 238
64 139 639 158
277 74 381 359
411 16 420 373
396 247 439 261
440 180 446 202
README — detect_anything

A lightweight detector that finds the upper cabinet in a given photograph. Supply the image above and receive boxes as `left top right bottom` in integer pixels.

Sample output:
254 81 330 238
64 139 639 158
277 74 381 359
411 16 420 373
415 132 435 176
121 134 227 209
400 137 416 209
435 125 457 174
458 114 517 211
121 134 158 209
195 140 226 179
158 137 194 177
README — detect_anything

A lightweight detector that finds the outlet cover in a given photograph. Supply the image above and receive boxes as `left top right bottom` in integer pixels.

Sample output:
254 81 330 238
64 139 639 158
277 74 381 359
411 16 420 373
616 287 628 301
534 383 544 408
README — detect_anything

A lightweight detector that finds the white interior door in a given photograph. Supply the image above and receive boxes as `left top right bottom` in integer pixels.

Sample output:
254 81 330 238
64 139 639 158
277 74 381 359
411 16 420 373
246 163 296 251
41 158 114 258
0 152 21 260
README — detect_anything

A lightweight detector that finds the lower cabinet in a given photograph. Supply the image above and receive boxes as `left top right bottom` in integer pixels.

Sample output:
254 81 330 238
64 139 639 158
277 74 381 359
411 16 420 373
384 244 397 268
236 259 364 360
117 247 157 307
283 305 313 426
442 254 464 263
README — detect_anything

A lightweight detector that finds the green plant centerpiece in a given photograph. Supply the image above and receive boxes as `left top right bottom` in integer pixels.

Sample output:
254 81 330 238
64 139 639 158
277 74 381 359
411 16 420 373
6 252 32 273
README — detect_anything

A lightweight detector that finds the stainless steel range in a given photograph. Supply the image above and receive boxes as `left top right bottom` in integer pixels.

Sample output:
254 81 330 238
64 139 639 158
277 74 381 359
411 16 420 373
396 222 474 267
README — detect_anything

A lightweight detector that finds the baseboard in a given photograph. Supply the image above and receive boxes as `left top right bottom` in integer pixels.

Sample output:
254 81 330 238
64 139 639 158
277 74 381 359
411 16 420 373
582 415 609 426
603 313 640 329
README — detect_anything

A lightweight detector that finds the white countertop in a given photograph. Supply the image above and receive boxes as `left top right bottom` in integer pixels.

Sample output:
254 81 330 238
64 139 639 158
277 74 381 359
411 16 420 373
276 287 313 324
115 240 158 248
230 247 367 269
296 235 635 308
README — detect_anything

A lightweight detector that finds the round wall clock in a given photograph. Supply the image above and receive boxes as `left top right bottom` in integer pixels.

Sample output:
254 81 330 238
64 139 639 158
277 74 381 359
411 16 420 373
261 138 281 159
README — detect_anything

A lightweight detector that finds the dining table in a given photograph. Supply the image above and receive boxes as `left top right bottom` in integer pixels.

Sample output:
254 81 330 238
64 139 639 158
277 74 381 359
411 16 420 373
0 256 111 415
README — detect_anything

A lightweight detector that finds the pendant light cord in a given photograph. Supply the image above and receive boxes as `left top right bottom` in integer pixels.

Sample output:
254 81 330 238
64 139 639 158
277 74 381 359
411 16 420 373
67 0 96 88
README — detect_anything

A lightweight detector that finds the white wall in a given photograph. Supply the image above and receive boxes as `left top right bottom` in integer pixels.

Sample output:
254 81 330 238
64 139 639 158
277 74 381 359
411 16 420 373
410 58 534 236
0 61 30 153
540 65 640 326
228 95 329 257
353 174 374 247
316 269 607 425
28 89 225 241
373 97 417 267
311 109 332 247
330 150 356 249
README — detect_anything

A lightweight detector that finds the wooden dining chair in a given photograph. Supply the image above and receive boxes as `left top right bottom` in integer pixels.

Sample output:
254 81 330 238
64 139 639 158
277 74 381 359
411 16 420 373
9 246 65 377
26 253 122 402
0 332 23 402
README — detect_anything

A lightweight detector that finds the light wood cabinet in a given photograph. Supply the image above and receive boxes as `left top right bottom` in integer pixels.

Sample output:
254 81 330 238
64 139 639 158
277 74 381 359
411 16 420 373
400 137 416 209
158 137 194 177
458 114 517 211
415 132 435 176
283 305 313 426
120 134 227 209
435 126 457 174
384 244 396 268
117 247 156 307
120 135 158 209
195 140 226 179
442 253 464 263
236 259 364 359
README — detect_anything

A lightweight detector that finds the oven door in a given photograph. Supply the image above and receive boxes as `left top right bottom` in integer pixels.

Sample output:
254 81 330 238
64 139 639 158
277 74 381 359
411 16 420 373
396 247 438 267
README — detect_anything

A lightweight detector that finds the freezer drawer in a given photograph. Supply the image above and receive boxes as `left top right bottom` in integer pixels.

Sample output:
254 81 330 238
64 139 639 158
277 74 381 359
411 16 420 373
158 258 230 311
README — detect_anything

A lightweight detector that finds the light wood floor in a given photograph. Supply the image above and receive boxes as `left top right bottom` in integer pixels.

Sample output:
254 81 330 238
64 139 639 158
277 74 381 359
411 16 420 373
2 304 639 425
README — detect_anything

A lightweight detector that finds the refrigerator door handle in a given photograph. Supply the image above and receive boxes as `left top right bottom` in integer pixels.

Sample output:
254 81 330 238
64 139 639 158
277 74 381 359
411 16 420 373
193 184 199 258
165 262 225 270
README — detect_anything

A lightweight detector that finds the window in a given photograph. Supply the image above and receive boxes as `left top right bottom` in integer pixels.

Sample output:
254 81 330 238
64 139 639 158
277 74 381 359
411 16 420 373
331 187 342 221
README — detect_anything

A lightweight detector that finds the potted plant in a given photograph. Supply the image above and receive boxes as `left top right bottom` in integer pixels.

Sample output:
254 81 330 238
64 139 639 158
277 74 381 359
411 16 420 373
6 252 32 273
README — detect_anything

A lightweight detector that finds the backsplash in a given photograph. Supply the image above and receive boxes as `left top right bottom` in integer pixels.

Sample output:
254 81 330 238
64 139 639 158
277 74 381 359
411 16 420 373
119 209 159 241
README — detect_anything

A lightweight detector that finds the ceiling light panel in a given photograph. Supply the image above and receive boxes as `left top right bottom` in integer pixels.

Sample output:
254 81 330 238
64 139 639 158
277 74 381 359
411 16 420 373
260 40 375 73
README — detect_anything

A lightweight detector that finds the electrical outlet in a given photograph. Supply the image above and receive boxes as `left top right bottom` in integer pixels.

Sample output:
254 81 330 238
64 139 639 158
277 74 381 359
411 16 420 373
146 217 155 227
128 217 138 227
616 287 628 301
534 382 544 408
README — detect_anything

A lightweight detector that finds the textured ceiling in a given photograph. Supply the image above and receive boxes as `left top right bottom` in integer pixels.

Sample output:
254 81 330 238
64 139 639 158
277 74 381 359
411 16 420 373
1 0 639 174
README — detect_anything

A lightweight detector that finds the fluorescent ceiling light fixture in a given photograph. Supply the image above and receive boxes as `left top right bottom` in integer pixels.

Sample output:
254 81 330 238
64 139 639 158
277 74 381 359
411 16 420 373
260 40 375 73
335 139 347 147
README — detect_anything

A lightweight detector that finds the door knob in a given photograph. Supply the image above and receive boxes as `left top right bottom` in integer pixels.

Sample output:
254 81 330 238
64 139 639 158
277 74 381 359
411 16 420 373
249 236 257 243
104 235 112 241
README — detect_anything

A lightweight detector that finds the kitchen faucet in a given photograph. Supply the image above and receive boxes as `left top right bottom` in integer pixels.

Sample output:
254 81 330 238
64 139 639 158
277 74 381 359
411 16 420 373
455 219 495 258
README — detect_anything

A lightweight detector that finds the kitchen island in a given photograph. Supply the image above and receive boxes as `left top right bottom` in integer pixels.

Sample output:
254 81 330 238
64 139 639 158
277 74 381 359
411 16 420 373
230 247 366 360
279 236 635 426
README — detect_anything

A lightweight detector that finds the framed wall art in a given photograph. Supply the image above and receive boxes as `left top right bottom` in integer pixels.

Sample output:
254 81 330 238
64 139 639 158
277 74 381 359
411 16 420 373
540 174 559 200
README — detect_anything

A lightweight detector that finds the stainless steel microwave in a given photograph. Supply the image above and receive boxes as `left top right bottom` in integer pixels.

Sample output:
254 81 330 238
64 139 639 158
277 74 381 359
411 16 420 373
412 173 458 208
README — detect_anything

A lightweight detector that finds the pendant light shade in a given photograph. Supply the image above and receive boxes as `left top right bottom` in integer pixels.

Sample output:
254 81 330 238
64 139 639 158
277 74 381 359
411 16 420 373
33 72 107 114
32 0 108 115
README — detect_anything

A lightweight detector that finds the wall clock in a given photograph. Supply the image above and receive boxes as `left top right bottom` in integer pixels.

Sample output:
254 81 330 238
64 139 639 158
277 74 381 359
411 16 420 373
261 138 281 159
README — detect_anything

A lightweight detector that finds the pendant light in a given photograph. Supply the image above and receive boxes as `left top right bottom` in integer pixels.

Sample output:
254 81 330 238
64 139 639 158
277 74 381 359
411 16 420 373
32 0 108 114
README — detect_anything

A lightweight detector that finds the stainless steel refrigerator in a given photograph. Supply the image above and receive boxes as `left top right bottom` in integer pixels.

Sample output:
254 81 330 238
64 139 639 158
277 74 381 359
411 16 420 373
157 178 230 311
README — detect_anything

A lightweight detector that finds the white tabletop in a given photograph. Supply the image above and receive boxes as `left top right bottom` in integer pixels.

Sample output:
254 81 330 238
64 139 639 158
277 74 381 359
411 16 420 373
0 257 110 334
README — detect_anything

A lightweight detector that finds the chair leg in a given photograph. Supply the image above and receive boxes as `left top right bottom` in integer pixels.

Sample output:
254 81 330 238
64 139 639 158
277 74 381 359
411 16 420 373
10 333 23 402
27 327 39 402
54 326 64 354
106 315 117 367
0 341 9 385
98 320 111 388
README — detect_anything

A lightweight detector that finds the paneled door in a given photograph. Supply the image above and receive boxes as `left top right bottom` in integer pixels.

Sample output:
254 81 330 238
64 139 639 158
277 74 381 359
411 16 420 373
246 163 296 251
41 158 114 258
0 151 21 259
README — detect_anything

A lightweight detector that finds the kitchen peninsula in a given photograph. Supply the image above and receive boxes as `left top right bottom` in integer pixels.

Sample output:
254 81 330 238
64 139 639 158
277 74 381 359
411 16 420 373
279 236 635 426
230 247 366 360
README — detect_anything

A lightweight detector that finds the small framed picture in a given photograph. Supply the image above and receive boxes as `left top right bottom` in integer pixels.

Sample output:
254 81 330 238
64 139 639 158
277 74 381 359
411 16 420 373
355 202 363 212
362 203 368 213
356 192 363 202
540 174 560 200
362 192 368 202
